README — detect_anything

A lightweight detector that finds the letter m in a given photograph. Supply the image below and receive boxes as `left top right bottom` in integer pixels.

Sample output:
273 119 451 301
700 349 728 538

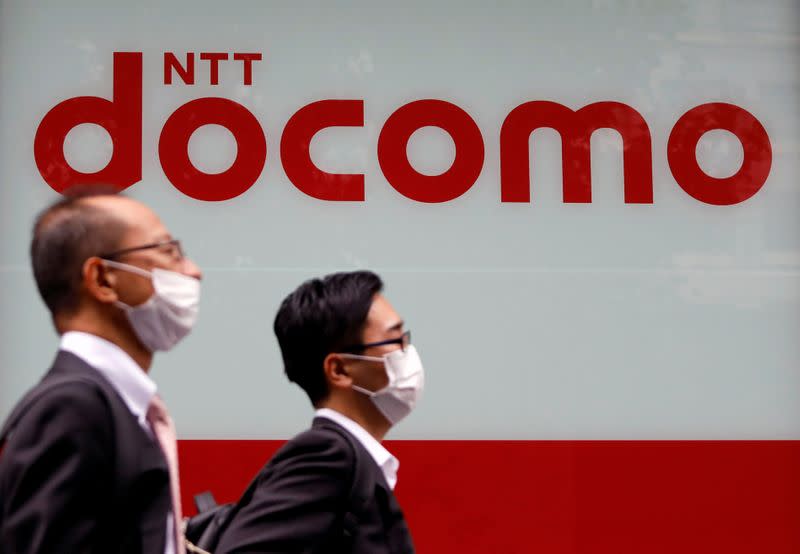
500 101 653 203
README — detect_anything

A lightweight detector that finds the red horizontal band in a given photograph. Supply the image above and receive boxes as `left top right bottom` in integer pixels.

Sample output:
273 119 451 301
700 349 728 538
178 440 800 553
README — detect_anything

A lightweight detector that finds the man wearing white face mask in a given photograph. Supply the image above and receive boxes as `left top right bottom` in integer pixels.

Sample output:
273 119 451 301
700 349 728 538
0 188 201 554
217 271 420 554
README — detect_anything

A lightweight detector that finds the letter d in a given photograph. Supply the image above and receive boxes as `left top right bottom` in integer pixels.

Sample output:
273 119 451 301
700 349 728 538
34 52 142 193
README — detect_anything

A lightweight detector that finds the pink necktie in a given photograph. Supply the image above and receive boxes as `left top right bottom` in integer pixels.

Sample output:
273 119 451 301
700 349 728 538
147 395 186 554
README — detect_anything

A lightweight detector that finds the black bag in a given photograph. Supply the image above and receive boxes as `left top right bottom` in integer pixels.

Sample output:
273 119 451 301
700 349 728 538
183 492 240 554
183 467 264 553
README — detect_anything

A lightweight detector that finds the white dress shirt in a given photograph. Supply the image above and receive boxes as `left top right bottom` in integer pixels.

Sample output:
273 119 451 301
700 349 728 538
315 408 400 490
60 331 176 554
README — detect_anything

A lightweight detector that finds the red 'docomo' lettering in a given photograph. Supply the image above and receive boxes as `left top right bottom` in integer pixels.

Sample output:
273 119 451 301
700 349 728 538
281 100 365 201
33 51 142 193
158 97 266 202
378 99 485 203
500 101 653 203
668 103 772 205
32 51 773 206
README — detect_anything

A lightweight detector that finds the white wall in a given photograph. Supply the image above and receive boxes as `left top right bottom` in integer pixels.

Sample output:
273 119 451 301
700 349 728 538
1 0 798 439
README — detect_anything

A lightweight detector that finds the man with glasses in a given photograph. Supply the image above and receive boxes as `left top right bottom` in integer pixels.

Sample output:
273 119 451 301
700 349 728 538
217 271 422 554
0 188 201 553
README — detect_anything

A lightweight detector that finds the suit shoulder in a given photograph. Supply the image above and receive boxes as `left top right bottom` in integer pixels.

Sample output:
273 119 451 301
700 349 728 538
296 424 355 449
10 380 113 436
273 424 355 464
256 424 358 489
0 381 115 490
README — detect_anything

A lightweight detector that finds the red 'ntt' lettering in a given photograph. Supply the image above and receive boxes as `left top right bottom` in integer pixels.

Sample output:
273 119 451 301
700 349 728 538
164 52 195 85
281 100 365 201
233 53 262 86
378 99 484 203
668 103 772 206
158 97 266 202
199 53 229 86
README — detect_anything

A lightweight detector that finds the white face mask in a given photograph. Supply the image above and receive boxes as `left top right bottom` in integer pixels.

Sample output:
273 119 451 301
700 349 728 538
103 259 201 352
342 344 425 425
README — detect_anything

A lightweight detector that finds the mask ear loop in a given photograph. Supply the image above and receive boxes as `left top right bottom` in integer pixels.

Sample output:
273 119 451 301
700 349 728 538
102 259 153 279
337 353 390 397
351 383 379 397
101 259 155 311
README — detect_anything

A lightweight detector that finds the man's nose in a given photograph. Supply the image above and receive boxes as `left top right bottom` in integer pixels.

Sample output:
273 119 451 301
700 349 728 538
181 257 203 281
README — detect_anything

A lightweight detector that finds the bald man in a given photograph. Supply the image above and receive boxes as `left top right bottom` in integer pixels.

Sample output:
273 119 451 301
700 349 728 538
0 188 202 554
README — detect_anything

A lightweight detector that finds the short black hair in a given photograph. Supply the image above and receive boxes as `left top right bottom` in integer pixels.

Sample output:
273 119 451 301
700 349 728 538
274 270 384 405
30 186 128 316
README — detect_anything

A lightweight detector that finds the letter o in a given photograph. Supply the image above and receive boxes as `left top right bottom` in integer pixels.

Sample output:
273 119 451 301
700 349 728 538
378 100 484 203
159 98 266 202
668 103 771 206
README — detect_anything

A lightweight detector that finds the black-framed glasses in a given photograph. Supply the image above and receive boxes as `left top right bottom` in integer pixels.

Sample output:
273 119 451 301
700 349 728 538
342 330 411 353
99 239 184 261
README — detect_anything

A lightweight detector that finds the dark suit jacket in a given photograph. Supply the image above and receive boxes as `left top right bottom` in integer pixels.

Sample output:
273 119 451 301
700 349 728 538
217 417 415 554
0 350 172 554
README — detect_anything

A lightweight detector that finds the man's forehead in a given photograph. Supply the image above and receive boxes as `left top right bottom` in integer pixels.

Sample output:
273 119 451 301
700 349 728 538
83 195 168 237
366 294 403 330
82 194 140 216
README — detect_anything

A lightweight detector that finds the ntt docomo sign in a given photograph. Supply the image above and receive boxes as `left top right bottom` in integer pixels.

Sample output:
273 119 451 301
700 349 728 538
34 52 773 205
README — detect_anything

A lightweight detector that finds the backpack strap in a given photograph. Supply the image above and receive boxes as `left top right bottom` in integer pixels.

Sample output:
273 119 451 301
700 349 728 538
313 420 375 547
321 423 372 511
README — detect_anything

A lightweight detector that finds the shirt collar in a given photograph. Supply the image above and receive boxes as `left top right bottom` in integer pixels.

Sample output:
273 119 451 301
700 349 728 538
315 408 400 490
60 331 157 425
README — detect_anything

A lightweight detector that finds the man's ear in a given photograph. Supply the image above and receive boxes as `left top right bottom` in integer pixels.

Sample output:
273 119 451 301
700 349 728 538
323 353 354 391
82 257 119 304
